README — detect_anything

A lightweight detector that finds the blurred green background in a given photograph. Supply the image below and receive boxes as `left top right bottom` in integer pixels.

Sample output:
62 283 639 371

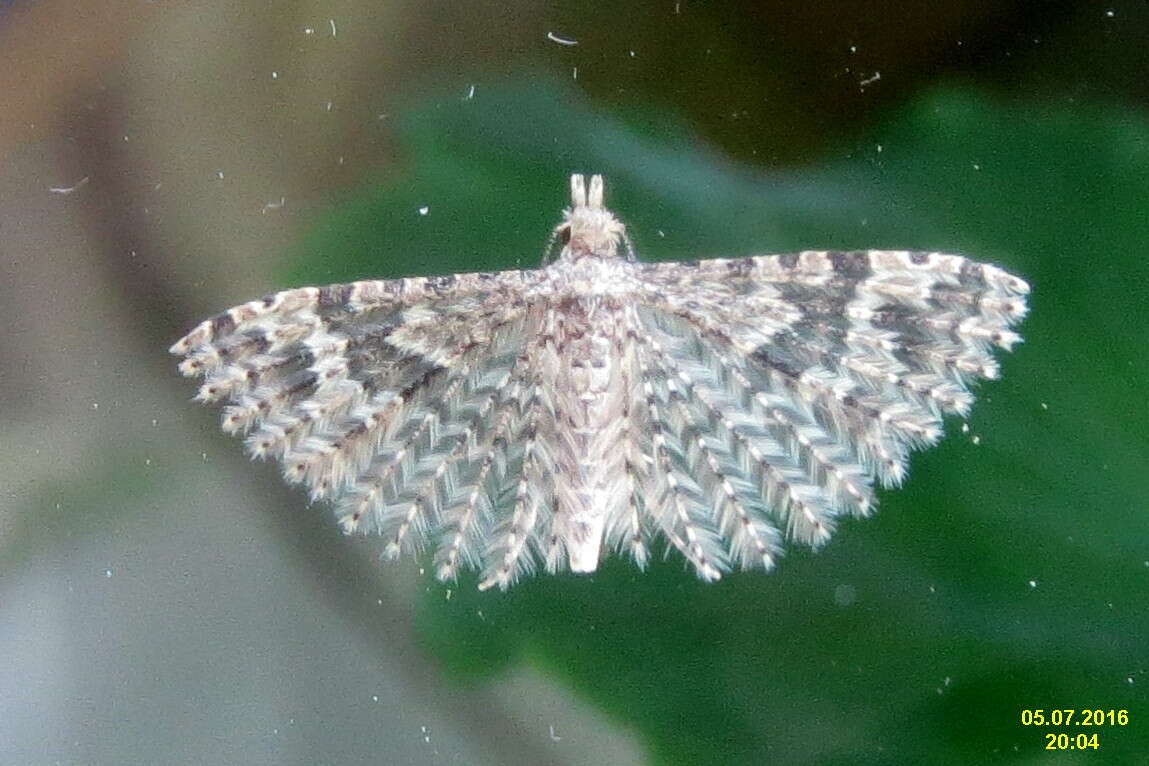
1 1 1146 764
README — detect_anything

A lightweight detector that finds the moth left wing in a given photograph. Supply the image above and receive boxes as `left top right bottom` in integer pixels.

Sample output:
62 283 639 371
171 270 551 566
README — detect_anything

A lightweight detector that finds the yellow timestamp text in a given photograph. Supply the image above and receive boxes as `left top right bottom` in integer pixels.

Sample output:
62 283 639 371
1042 732 1099 750
1020 709 1129 751
1020 708 1129 727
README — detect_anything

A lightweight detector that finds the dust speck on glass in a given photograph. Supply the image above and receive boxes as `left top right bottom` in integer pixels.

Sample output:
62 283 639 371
171 175 1029 591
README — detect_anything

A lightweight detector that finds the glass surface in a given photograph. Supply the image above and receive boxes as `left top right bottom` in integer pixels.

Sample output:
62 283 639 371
1 2 1146 764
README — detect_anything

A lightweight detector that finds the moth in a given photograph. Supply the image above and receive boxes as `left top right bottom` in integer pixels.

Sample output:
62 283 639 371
172 174 1028 590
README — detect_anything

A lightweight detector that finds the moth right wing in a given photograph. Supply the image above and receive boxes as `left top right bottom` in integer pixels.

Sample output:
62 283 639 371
628 250 1028 555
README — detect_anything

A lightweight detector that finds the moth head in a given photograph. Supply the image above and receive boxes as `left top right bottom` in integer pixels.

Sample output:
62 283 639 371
554 174 628 260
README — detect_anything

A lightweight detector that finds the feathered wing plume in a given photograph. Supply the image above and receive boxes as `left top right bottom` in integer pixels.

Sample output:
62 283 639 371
631 249 1028 571
172 176 1028 589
